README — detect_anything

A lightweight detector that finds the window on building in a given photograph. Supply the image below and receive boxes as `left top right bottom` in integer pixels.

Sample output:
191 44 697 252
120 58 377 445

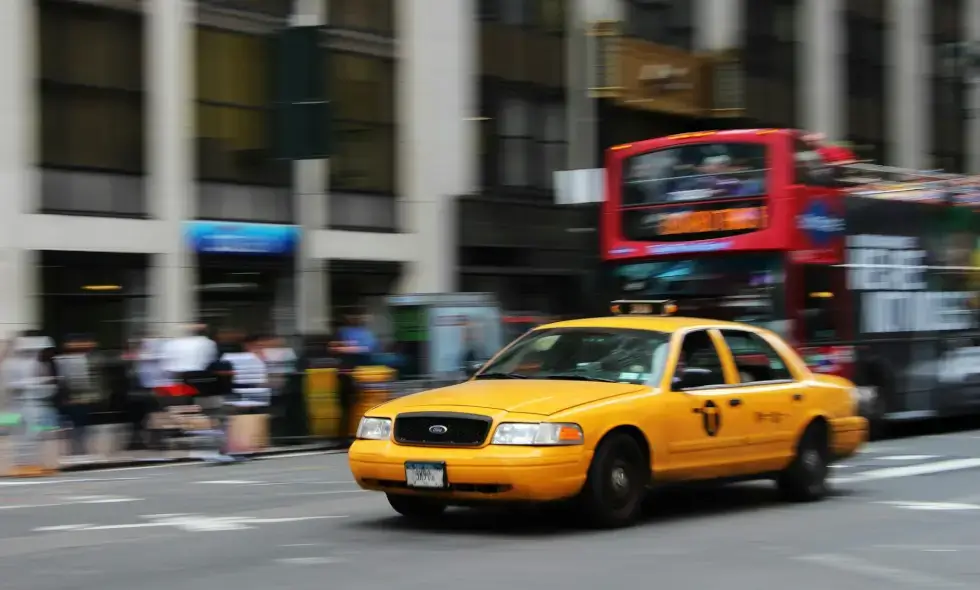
196 28 283 185
329 52 396 193
538 0 566 33
481 0 567 33
38 1 144 173
495 98 567 190
626 0 692 50
329 0 394 36
845 1 887 163
498 98 532 187
930 0 966 172
539 103 567 189
743 0 798 128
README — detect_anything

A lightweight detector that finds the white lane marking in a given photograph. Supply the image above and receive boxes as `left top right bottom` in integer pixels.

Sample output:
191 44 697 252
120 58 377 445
33 514 347 534
832 458 980 484
142 514 190 518
276 490 366 497
875 501 980 511
0 497 143 511
876 455 939 461
62 495 140 504
195 480 264 485
873 544 980 552
276 557 345 565
0 477 143 486
795 553 966 587
34 524 93 532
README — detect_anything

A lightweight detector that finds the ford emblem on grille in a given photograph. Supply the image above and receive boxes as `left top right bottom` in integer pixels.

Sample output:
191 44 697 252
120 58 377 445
428 424 449 435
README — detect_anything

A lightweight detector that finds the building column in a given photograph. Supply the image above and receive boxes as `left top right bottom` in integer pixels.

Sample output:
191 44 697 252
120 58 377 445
147 0 195 336
799 0 845 140
888 0 930 168
0 0 38 338
397 0 476 294
967 2 980 173
694 0 743 51
291 0 329 334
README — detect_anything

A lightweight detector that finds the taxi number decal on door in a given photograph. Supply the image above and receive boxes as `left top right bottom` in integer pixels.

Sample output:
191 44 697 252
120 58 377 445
700 399 721 436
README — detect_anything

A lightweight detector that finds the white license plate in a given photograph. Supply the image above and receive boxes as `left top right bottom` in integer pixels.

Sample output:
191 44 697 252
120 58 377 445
405 462 446 489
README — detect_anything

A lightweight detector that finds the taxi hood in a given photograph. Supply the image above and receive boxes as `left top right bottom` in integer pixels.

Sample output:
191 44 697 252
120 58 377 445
383 379 646 416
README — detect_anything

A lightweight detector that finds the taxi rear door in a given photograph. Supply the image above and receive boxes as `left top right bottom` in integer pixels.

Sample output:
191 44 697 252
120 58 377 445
715 328 802 469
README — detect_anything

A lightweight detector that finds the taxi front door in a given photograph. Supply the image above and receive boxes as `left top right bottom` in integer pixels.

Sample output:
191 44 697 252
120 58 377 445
664 329 756 480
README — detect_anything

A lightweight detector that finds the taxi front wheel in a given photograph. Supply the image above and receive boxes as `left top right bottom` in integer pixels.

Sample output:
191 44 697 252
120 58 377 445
577 433 647 528
386 494 447 521
777 423 830 502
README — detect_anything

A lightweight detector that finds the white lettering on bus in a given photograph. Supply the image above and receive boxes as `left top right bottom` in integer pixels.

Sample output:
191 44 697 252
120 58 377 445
847 234 974 334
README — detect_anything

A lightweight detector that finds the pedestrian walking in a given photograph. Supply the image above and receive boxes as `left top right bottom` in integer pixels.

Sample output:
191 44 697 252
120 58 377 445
4 332 60 476
55 334 105 462
205 333 270 464
162 323 218 395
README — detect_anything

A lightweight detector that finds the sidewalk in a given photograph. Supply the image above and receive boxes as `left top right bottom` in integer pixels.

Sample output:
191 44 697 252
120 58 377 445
1 423 346 475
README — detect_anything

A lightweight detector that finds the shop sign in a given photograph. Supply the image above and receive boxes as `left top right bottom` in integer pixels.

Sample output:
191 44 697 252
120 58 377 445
590 23 706 117
185 221 300 255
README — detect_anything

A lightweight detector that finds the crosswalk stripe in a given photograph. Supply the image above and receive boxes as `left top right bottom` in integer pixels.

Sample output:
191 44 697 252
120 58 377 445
832 458 980 484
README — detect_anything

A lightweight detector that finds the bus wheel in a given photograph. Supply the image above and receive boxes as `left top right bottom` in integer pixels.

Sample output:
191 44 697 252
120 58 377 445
861 385 888 441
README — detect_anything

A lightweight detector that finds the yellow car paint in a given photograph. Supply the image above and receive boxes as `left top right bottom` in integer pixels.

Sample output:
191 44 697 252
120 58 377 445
348 314 867 505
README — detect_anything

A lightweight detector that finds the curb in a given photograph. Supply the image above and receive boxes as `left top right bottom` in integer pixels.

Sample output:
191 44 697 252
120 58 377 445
56 444 348 473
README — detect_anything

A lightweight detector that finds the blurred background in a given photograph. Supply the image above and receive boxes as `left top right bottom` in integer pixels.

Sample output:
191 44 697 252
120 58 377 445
0 0 975 348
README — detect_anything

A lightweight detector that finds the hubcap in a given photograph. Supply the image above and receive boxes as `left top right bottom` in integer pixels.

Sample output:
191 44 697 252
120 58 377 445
803 448 826 491
611 466 630 494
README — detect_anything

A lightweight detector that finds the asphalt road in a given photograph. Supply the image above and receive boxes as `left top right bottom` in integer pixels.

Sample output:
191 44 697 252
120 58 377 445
5 433 980 590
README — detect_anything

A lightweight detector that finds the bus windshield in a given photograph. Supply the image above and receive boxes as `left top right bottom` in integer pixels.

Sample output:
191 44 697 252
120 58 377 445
605 253 788 336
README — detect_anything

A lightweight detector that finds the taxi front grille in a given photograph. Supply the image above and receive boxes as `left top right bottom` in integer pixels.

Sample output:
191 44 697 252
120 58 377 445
393 412 492 447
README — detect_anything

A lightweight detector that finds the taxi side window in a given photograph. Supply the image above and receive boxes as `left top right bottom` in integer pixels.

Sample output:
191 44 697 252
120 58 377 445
673 330 726 387
719 330 793 384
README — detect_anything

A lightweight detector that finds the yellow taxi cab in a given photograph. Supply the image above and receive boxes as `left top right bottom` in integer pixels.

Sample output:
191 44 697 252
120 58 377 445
348 300 868 528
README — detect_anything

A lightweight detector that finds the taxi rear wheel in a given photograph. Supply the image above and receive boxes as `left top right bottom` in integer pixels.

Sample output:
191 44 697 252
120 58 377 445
578 433 647 528
386 494 447 521
778 422 830 502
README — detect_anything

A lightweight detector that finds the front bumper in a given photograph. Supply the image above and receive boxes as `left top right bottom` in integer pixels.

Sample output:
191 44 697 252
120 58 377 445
830 416 868 460
348 440 592 503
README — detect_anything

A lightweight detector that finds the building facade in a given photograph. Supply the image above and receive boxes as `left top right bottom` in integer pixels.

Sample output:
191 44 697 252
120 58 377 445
1 0 979 344
0 0 474 345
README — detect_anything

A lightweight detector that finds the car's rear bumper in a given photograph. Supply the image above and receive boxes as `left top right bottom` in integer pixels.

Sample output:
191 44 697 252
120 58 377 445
830 416 868 460
348 440 591 503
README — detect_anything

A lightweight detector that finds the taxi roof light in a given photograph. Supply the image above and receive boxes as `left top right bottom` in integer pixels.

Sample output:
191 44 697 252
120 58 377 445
610 299 678 316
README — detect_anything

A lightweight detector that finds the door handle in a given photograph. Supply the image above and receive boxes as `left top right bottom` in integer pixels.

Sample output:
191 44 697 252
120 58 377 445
729 398 742 407
792 393 803 401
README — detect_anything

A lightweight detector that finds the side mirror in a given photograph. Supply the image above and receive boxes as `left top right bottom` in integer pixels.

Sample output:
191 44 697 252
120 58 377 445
674 367 717 390
464 361 484 378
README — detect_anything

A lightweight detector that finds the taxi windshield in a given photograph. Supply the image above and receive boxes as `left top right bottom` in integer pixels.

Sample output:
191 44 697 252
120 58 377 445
476 328 670 385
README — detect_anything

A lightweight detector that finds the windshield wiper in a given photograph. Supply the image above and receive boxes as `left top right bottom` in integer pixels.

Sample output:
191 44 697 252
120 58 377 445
474 372 529 380
541 375 617 383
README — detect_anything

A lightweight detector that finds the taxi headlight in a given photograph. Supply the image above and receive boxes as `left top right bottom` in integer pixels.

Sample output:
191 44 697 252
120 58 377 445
490 422 584 446
355 417 392 440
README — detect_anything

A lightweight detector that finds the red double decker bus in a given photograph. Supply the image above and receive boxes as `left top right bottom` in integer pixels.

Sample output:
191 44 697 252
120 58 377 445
600 128 980 429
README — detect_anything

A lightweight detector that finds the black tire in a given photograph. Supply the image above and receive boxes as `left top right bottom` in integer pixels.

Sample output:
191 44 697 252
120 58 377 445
386 494 447 521
778 422 830 502
577 432 648 528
